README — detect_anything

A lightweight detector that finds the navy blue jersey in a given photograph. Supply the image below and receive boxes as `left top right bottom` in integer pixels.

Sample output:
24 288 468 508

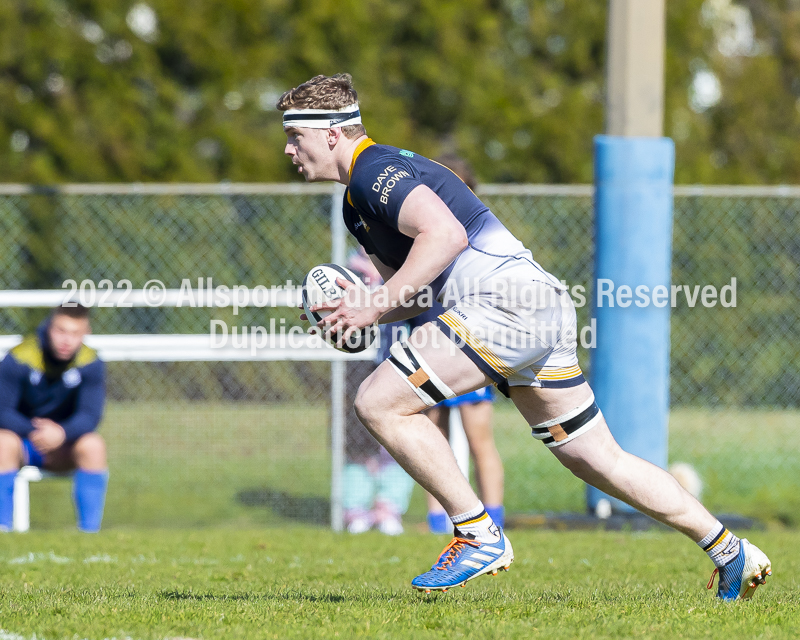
343 139 558 298
0 323 106 442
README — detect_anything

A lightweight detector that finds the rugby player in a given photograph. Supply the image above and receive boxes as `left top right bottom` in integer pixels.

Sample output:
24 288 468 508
0 304 108 532
280 74 771 599
425 384 503 535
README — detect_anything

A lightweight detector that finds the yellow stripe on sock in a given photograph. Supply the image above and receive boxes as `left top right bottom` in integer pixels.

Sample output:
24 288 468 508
456 512 489 527
706 529 730 552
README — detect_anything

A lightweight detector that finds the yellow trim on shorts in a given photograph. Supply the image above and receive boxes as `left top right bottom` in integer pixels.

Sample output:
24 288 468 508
439 312 516 378
534 364 583 381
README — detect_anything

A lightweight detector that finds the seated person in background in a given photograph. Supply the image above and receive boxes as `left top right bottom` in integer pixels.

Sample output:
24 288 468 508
0 304 108 532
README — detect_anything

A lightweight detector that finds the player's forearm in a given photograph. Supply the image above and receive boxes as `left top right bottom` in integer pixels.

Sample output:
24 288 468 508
377 227 467 316
60 366 106 441
0 409 35 437
0 359 33 436
60 412 102 441
378 295 427 324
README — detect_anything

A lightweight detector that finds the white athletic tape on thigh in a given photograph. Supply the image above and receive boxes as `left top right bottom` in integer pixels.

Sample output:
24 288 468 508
387 340 456 407
530 393 602 447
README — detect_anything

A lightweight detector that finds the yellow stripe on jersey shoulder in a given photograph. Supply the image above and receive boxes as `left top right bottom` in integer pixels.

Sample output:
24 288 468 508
10 336 45 372
348 137 376 179
10 336 97 371
72 344 98 368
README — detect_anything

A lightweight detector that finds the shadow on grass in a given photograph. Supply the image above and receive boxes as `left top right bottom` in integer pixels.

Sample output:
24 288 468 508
160 587 506 605
236 488 330 525
161 589 347 603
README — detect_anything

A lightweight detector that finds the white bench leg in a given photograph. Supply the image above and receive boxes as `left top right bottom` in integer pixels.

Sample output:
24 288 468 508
12 466 43 533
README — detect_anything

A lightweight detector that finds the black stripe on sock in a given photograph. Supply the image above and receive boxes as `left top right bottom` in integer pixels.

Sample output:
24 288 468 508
702 528 727 552
452 509 488 526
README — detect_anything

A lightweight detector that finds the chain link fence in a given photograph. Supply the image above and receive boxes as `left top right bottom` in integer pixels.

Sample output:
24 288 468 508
0 184 798 528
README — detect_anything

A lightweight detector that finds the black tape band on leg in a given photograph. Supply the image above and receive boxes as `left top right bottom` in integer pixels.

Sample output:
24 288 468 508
531 400 600 446
387 350 447 405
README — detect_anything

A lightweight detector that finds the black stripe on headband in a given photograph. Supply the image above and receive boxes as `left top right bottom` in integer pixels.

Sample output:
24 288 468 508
282 110 360 125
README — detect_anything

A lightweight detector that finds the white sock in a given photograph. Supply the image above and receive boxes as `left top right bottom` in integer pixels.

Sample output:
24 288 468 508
450 502 501 543
698 521 741 568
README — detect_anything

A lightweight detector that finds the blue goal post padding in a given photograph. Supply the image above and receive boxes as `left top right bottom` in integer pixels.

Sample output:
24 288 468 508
588 135 675 514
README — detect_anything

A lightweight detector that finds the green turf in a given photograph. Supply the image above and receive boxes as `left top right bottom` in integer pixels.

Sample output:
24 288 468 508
0 528 798 639
25 404 800 529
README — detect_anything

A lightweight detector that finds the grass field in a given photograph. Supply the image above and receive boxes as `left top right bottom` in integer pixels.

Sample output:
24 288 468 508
0 528 798 639
9 403 800 638
24 403 800 529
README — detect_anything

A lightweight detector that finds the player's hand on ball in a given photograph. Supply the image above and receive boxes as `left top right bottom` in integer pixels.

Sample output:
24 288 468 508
302 264 379 352
312 278 382 348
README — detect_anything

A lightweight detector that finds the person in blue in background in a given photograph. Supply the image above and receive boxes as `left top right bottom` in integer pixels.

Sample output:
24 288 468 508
0 304 108 532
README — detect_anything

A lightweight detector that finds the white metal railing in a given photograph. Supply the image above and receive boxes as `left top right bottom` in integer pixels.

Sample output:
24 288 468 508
0 333 376 362
0 288 303 308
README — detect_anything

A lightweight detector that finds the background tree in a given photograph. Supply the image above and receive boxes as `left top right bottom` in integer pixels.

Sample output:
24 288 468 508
0 0 798 184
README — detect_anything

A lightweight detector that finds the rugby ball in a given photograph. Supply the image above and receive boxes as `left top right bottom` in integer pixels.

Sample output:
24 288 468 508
302 263 378 353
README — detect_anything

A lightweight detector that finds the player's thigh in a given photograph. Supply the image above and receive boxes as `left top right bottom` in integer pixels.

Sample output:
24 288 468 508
508 382 594 427
0 429 24 468
356 321 491 419
547 416 622 477
72 432 107 468
509 382 617 458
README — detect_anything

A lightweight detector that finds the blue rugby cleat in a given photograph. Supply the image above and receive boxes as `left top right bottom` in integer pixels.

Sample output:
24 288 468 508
411 531 514 593
707 538 772 601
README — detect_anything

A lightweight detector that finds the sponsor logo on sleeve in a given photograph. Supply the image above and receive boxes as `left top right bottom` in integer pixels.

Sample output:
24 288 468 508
372 165 411 204
353 215 370 233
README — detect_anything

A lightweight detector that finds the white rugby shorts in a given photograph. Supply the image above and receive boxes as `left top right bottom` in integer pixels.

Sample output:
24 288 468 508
434 257 584 396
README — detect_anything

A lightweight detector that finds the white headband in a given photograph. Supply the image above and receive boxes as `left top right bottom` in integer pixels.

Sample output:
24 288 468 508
282 103 361 129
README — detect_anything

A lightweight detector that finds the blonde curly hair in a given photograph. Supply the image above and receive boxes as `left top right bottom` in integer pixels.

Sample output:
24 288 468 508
277 74 367 139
